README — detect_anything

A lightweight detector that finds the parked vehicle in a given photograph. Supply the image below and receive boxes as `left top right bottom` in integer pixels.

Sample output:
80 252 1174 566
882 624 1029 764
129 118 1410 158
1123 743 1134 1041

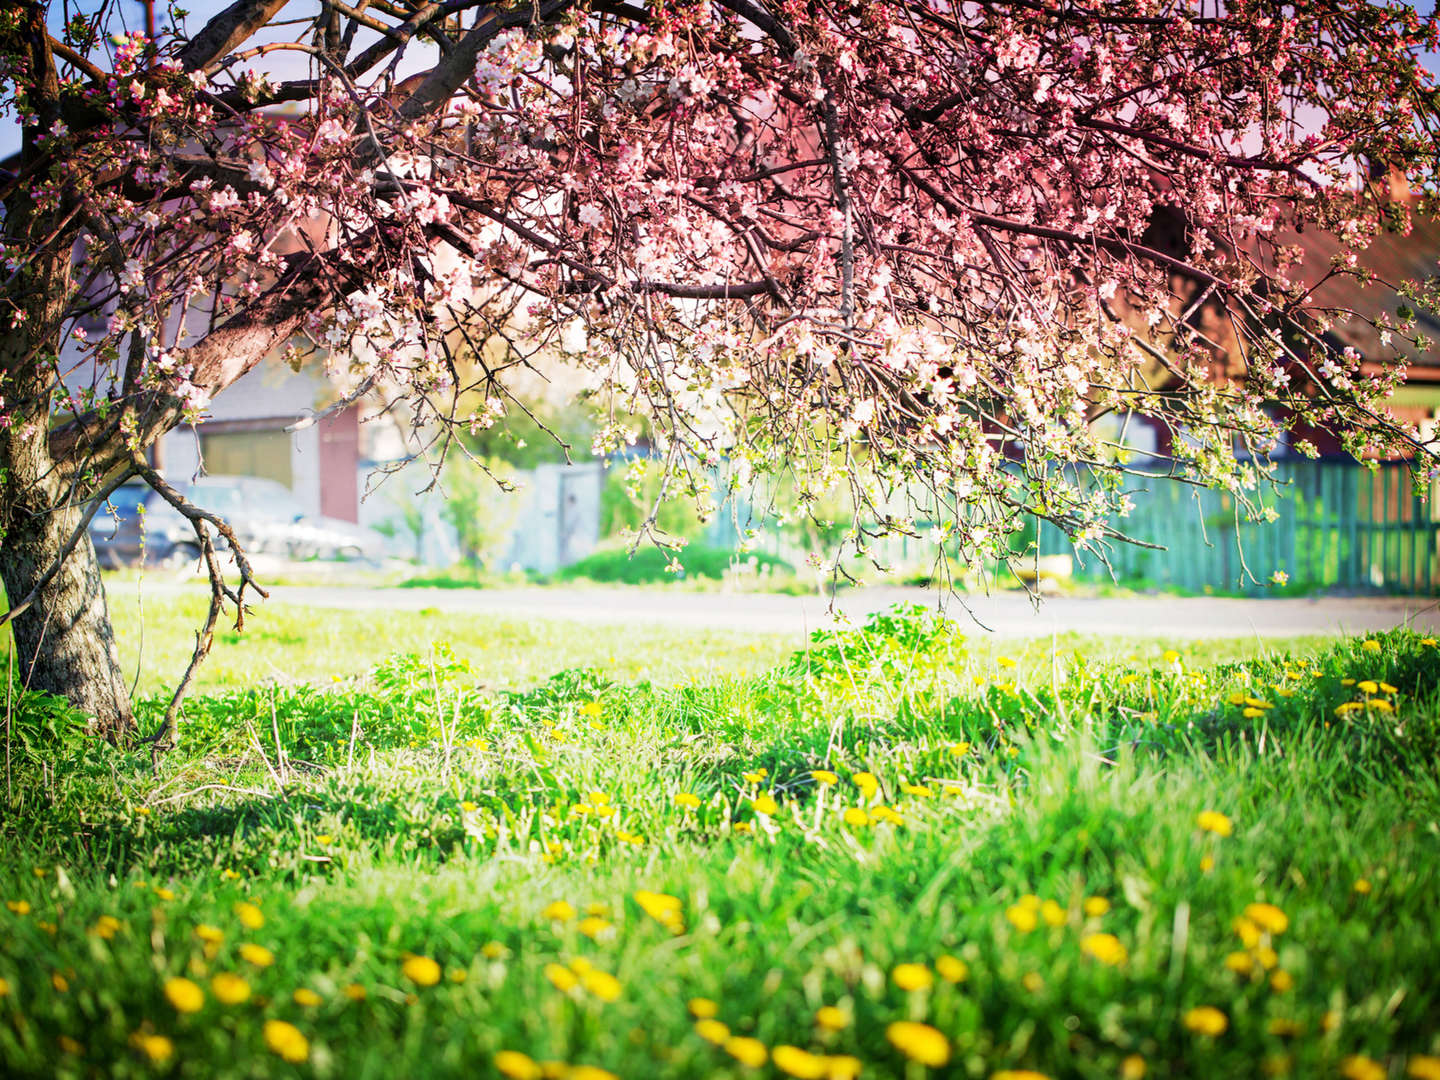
89 476 387 567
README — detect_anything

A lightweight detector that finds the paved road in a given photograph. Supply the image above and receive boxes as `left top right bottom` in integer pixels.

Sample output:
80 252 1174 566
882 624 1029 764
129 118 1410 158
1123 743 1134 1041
252 584 1440 640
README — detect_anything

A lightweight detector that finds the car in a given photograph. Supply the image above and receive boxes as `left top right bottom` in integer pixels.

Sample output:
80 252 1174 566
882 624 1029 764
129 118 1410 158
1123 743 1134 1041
89 475 388 567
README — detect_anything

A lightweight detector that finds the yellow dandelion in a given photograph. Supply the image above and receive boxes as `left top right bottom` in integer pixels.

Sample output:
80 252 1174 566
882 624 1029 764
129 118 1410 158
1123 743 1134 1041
886 1021 950 1067
1379 681 1398 694
741 770 767 784
0 977 9 997
811 770 839 785
494 1050 542 1080
131 1032 174 1062
826 1056 863 1080
675 792 701 809
1197 810 1233 836
581 970 622 1002
1040 900 1066 927
851 772 879 797
1121 1055 1147 1079
1361 639 1381 652
992 1071 1052 1080
238 943 274 967
1006 904 1039 933
402 955 442 987
689 997 719 1019
901 782 933 798
1340 1056 1386 1080
892 963 933 991
1233 916 1261 948
1224 951 1254 975
5 900 30 915
1244 903 1289 935
211 972 251 1005
1021 972 1044 992
542 900 577 921
1200 854 1215 873
1357 680 1379 695
1080 933 1128 966
194 924 224 945
544 963 579 992
1370 699 1395 713
234 902 264 930
936 954 969 983
1083 896 1110 917
263 1019 309 1064
568 1067 618 1080
154 888 175 901
578 916 612 940
1183 1006 1228 1037
842 807 870 827
57 1035 83 1056
293 987 323 1007
1267 1018 1303 1038
694 1019 730 1045
948 742 971 756
1407 1056 1440 1080
815 1005 849 1031
724 1036 768 1068
773 1045 828 1079
342 982 367 1000
751 794 779 816
1269 970 1294 993
164 976 204 1014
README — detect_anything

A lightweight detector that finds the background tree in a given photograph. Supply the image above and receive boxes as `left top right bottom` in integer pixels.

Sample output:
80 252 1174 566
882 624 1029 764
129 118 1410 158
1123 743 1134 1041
2 0 1438 740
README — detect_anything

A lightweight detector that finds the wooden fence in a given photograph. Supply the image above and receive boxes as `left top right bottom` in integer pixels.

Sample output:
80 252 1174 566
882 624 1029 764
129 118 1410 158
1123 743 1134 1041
1036 459 1440 594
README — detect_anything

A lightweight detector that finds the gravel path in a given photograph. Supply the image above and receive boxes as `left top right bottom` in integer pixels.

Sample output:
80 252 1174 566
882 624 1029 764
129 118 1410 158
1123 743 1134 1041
252 584 1440 640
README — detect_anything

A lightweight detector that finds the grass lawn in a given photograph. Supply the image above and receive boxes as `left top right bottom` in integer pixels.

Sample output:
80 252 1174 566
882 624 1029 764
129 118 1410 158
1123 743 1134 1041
1 600 1438 1079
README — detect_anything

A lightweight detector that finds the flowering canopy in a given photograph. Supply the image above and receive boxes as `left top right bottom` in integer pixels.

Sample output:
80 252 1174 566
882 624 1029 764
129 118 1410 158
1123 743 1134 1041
1 0 1439 715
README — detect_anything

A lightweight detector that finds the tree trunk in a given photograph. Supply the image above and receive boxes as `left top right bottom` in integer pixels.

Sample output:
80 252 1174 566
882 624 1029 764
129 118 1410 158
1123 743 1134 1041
1 505 134 740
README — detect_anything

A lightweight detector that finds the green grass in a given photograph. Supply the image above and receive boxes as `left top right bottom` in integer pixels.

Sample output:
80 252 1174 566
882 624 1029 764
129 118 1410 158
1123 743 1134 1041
1 604 1438 1078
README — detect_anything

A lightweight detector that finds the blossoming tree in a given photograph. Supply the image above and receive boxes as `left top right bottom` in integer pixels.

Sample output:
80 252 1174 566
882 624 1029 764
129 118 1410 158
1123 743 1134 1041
2 0 1438 738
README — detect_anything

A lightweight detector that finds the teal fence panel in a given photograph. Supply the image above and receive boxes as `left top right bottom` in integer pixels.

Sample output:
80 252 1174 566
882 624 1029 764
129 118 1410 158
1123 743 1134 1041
1037 460 1439 594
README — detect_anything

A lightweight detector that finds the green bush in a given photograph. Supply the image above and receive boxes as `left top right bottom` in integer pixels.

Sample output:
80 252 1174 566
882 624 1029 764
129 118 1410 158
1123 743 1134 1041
556 543 792 584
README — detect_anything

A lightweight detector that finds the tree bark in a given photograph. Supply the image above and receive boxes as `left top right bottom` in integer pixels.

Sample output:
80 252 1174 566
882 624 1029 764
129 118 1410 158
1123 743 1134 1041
1 507 134 739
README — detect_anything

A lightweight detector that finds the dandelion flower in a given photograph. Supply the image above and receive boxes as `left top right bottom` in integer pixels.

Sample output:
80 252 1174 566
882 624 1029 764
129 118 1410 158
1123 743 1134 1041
194 924 224 945
992 1072 1052 1080
815 1005 849 1031
402 955 442 987
494 1050 542 1080
1407 1056 1440 1080
1006 904 1039 933
130 1033 173 1062
1183 1006 1228 1037
674 793 701 809
1224 951 1254 975
826 1056 863 1080
741 770 767 784
751 794 779 816
234 902 264 930
342 983 367 1001
936 955 969 983
293 988 323 1007
238 943 274 967
163 976 204 1014
1354 878 1373 895
542 900 577 921
886 1021 950 1067
578 916 612 940
0 978 9 998
948 742 971 756
724 1036 768 1068
1080 933 1128 966
1040 900 1066 927
581 970 621 1002
892 963 933 991
1243 903 1289 935
694 1019 730 1045
772 1045 828 1079
263 1019 309 1064
810 770 838 785
1361 639 1381 652
842 808 870 827
1121 1055 1147 1079
1269 970 1294 993
208 971 250 1004
1197 810 1233 836
851 772 879 798
1340 1056 1386 1080
689 997 719 1019
1357 680 1379 695
544 963 579 992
